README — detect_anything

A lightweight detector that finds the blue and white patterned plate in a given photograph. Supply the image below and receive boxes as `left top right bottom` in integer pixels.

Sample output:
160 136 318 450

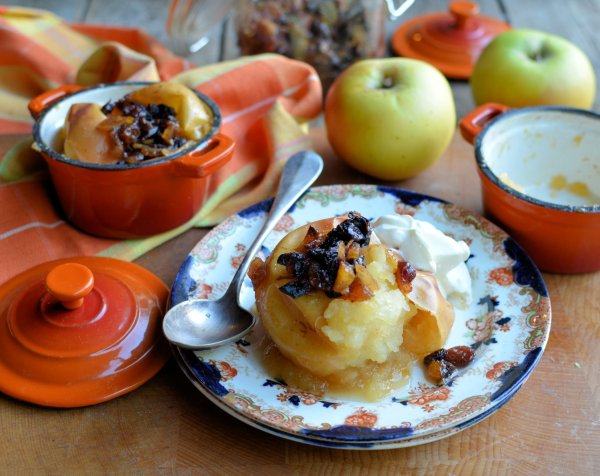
169 185 551 449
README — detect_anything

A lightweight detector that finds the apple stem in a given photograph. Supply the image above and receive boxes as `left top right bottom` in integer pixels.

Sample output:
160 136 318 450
382 75 394 89
529 51 543 61
527 44 549 62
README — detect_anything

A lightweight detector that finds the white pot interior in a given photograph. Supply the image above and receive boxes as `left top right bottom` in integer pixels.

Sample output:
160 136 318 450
479 109 600 207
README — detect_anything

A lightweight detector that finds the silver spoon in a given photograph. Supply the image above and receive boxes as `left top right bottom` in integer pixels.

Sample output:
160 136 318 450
163 150 324 349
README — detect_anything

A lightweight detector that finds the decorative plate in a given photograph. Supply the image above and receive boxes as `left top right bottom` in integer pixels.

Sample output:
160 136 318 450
169 185 551 449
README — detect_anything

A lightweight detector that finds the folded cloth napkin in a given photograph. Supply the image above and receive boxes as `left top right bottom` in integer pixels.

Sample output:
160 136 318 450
0 7 322 285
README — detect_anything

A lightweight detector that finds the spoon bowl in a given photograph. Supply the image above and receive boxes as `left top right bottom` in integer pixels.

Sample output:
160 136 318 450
162 295 255 349
162 150 324 349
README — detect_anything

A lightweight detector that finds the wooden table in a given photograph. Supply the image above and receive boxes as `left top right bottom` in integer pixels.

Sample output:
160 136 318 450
2 1 600 474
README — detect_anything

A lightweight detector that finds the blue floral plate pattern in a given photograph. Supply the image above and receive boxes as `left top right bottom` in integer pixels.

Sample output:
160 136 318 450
169 185 551 449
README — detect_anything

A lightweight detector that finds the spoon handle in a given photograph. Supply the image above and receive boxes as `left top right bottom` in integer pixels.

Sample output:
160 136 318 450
230 150 324 299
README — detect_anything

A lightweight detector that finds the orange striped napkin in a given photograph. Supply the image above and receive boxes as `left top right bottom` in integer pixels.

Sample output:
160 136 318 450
0 7 322 285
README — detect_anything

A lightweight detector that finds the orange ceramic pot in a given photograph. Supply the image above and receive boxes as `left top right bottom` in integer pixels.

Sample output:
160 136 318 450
460 103 600 273
29 82 235 239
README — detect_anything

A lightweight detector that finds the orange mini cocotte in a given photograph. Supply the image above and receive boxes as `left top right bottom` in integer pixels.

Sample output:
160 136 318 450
460 103 600 273
29 81 235 239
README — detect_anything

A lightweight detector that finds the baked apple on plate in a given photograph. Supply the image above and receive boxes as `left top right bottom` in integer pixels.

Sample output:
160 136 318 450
249 212 457 401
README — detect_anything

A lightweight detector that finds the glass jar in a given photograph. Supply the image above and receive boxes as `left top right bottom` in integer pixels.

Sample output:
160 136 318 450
167 0 234 56
234 0 415 90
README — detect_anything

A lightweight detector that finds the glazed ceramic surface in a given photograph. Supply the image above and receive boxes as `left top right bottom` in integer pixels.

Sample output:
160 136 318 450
391 1 510 79
29 82 234 238
460 104 600 273
169 185 551 449
478 108 600 208
0 257 170 408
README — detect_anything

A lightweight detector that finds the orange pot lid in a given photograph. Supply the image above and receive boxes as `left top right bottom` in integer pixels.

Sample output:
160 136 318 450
0 257 170 408
391 1 510 79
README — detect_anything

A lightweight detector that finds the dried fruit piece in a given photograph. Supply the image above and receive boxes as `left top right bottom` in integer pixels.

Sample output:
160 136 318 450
236 0 375 91
99 98 187 164
426 359 456 385
277 212 372 299
279 278 312 298
301 225 322 251
395 261 416 294
445 345 475 368
277 252 306 276
423 345 475 385
423 348 447 366
345 277 375 302
321 211 371 248
333 261 355 294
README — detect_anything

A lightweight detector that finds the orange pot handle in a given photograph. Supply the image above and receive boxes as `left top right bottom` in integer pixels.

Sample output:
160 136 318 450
28 85 85 120
459 102 510 144
170 133 235 178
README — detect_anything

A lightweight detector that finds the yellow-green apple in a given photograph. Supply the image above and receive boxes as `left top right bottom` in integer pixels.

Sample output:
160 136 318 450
325 58 456 180
470 29 596 108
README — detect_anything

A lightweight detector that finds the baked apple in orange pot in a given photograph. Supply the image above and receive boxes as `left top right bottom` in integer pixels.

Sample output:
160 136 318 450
29 81 235 239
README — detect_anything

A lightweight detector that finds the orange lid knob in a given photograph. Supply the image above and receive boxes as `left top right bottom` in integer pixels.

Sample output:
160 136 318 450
450 1 479 30
46 263 94 310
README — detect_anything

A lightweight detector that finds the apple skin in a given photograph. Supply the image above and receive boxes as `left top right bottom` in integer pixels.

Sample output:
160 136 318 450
325 58 456 181
470 29 596 108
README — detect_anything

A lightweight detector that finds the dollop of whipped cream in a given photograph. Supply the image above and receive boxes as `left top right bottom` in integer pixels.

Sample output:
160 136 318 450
372 214 472 309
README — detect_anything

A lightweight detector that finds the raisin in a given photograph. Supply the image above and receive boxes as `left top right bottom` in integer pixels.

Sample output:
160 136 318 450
301 226 322 251
321 211 371 248
306 246 339 290
100 97 187 162
277 213 377 300
332 261 355 294
344 277 375 302
445 346 475 368
279 278 311 298
425 360 456 385
172 136 187 148
423 348 447 366
101 100 115 114
395 261 416 294
277 252 306 277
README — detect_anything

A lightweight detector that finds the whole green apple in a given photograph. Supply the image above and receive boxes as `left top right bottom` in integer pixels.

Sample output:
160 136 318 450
470 29 596 108
325 58 456 181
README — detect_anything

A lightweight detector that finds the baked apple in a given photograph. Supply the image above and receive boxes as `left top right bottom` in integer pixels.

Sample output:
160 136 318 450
249 212 455 400
62 82 213 165
63 103 120 165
